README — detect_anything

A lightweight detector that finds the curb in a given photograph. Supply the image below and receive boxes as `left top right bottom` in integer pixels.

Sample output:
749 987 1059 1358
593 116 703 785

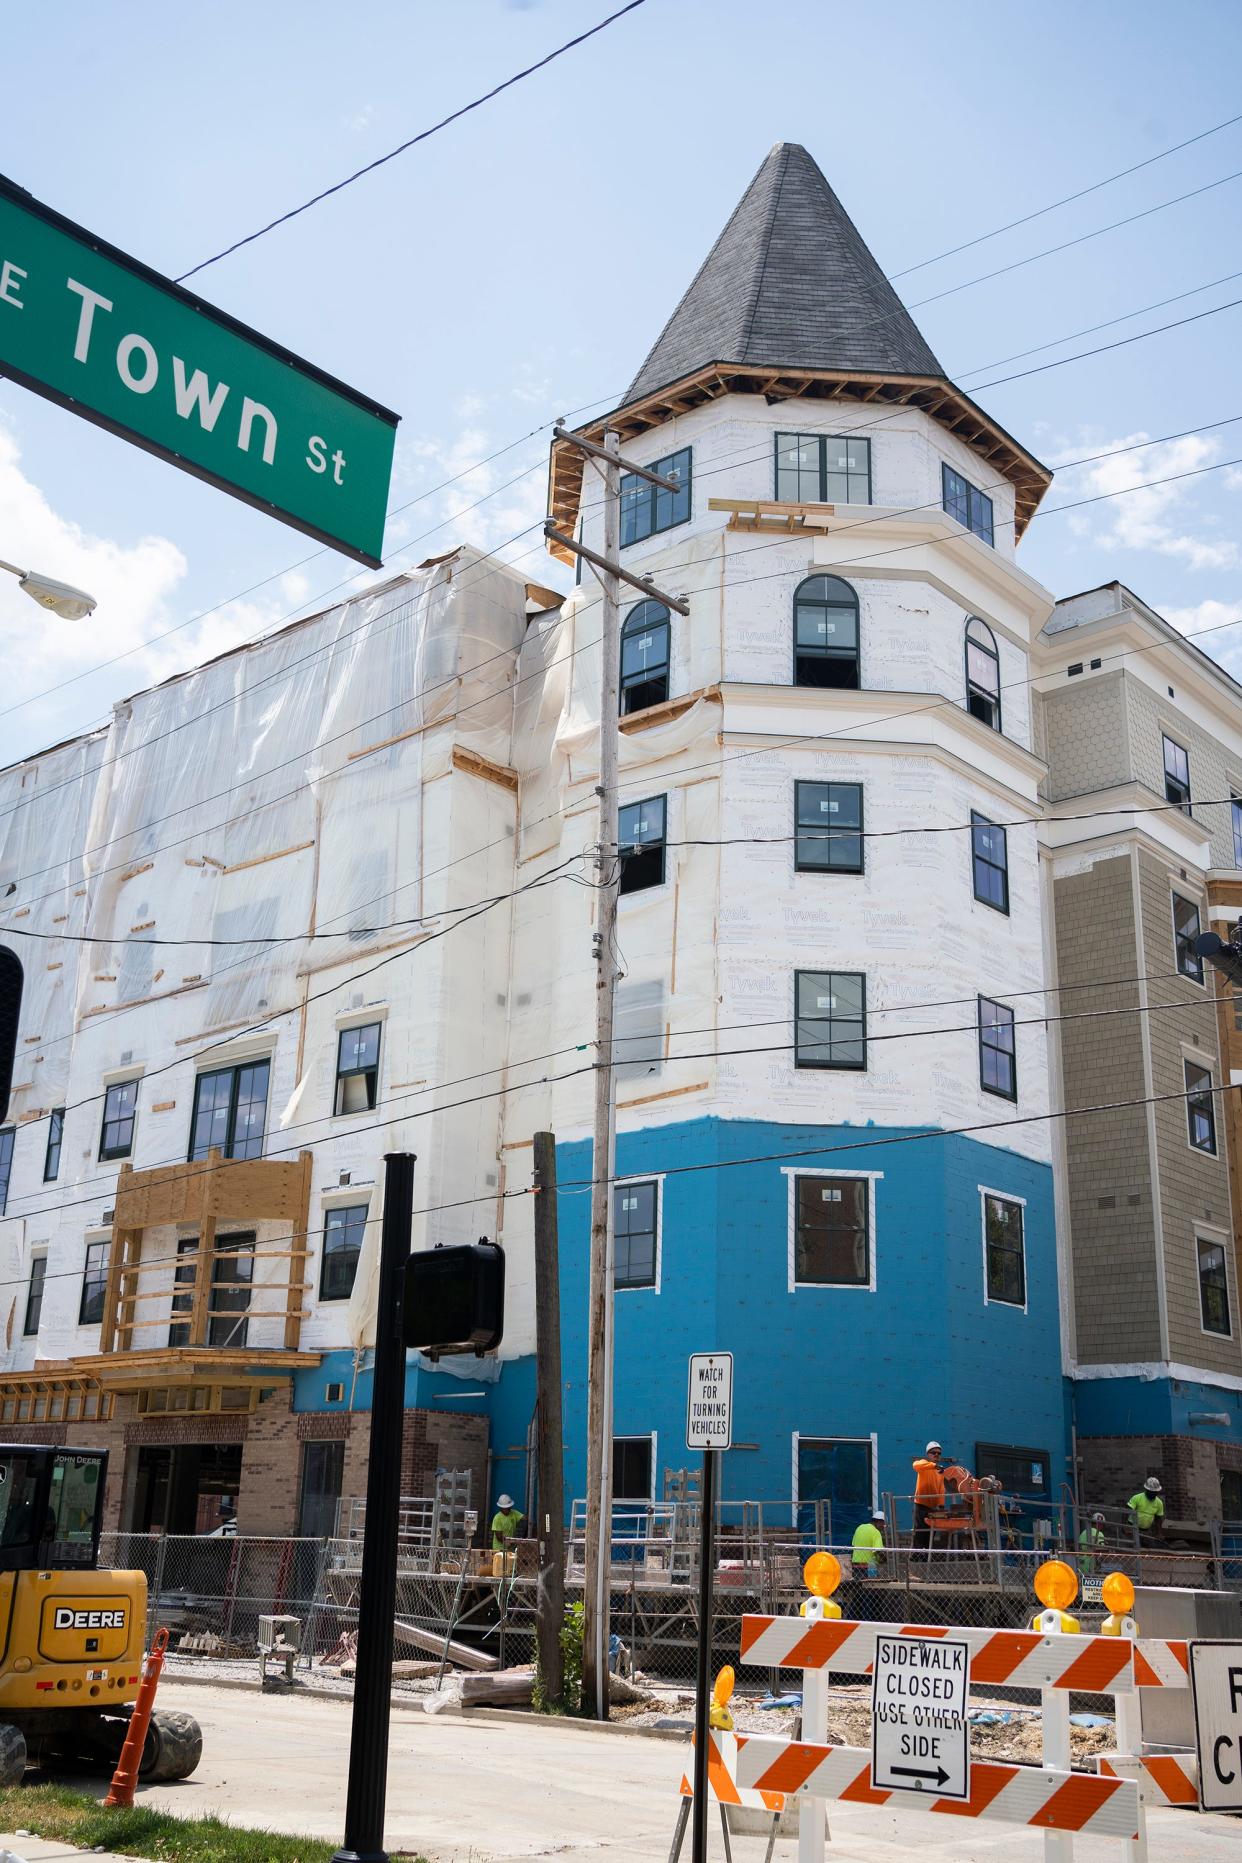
161 1668 690 1740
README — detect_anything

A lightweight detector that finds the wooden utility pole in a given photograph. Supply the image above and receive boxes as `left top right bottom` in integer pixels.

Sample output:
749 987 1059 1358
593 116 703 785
532 1130 566 1709
545 428 689 1722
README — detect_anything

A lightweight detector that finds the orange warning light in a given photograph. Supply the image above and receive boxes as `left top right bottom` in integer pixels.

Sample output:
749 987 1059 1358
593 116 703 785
803 1552 841 1598
713 1665 735 1708
1101 1571 1135 1617
1033 1558 1079 1613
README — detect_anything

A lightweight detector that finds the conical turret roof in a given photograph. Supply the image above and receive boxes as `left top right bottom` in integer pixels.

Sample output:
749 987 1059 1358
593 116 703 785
625 142 942 405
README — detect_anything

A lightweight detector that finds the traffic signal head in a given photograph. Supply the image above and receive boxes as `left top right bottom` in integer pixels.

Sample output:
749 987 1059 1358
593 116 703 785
0 947 22 1124
403 1239 504 1357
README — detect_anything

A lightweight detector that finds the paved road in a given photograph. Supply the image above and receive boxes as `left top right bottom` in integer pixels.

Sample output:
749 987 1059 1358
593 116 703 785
78 1682 1242 1862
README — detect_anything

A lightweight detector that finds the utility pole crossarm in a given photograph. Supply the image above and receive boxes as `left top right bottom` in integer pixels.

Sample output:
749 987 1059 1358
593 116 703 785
543 524 690 615
553 424 683 492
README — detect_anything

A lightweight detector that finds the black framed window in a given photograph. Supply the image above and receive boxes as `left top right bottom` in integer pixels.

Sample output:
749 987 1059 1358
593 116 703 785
794 1176 870 1286
620 601 671 715
984 1193 1025 1306
79 1240 109 1327
299 1439 345 1538
43 1108 64 1183
612 1435 653 1499
0 1127 13 1217
619 446 691 547
1172 893 1204 982
168 1235 196 1347
321 1203 368 1300
971 812 1009 913
795 970 866 1069
189 1060 270 1162
775 432 871 504
618 795 666 895
795 781 863 873
614 1180 658 1290
1186 1059 1217 1154
1163 736 1191 814
965 617 1001 730
942 463 994 545
99 1080 137 1161
1233 795 1242 867
975 1442 1049 1497
1198 1237 1230 1335
335 1022 381 1115
979 997 1016 1100
23 1256 46 1337
793 576 859 688
208 1232 254 1348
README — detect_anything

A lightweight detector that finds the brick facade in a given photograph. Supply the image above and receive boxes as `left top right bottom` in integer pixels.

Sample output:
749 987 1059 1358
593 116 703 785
1080 1432 1242 1521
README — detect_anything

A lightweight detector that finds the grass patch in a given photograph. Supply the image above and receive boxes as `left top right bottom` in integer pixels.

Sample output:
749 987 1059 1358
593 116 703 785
0 1783 334 1863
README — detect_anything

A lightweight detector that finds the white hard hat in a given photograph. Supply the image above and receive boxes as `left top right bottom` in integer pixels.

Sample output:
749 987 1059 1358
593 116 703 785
1092 1512 1106 1524
497 1494 514 1509
1144 1477 1162 1493
925 1440 942 1454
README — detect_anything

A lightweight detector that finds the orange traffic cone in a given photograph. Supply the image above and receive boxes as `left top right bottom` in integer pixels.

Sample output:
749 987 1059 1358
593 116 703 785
104 1627 169 1808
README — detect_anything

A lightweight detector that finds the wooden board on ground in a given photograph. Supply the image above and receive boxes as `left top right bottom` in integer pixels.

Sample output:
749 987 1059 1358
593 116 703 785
393 1618 498 1670
461 1665 536 1707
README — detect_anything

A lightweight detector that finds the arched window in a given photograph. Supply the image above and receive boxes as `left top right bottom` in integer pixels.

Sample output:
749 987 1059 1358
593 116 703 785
793 576 859 689
619 601 671 715
964 617 1001 731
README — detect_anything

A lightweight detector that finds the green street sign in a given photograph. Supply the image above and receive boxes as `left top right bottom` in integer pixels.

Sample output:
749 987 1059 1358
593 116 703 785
0 176 398 566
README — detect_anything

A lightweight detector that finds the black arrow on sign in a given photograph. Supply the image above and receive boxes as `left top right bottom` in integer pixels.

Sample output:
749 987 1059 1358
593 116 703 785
890 1765 951 1788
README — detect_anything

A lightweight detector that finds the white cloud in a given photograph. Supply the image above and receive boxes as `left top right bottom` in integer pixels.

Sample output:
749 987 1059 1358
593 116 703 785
1052 430 1237 571
343 104 374 134
1159 598 1242 680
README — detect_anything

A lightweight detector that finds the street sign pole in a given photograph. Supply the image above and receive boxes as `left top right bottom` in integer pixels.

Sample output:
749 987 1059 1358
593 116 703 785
332 1151 415 1863
686 1351 733 1863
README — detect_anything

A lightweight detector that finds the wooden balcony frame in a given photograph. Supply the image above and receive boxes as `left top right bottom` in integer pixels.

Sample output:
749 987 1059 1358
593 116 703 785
100 1148 314 1356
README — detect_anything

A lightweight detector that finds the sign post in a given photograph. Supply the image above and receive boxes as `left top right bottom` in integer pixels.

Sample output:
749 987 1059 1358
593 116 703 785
0 176 397 564
686 1352 733 1863
871 1632 970 1801
1189 1640 1242 1813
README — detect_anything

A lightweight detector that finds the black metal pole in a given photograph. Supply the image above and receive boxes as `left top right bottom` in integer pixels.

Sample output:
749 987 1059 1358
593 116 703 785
332 1151 415 1863
691 1445 717 1863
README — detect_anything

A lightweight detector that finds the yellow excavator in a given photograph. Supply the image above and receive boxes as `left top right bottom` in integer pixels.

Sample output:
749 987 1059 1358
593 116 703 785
0 1444 201 1785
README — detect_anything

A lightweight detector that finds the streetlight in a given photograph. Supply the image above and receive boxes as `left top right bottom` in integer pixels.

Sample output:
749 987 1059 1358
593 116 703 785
0 556 97 620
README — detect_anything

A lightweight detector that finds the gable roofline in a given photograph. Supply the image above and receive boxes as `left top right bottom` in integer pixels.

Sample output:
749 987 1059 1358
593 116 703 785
546 362 1051 563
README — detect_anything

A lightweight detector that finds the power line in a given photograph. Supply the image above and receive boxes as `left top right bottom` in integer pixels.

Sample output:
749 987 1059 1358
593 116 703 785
175 3 648 282
888 112 1242 280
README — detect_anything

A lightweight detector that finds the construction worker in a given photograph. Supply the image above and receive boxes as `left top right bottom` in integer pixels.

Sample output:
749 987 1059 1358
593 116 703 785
851 1511 886 1576
1127 1476 1165 1543
911 1441 946 1558
1078 1511 1107 1574
490 1492 524 1577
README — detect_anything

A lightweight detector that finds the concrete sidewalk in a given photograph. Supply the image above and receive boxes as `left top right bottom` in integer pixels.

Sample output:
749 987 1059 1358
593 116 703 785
11 1680 1240 1863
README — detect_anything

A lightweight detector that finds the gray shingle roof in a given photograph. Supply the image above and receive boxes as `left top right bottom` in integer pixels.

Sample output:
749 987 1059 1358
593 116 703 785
624 143 943 405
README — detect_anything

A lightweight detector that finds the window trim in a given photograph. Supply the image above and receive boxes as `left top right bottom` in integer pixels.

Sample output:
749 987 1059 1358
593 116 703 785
78 1237 110 1329
774 431 872 505
43 1108 65 1183
618 793 668 897
1196 1227 1232 1338
792 574 861 690
0 1126 14 1218
978 995 1017 1102
619 446 692 549
979 1186 1028 1313
98 1077 140 1162
1232 793 1242 868
23 1253 46 1337
790 1429 880 1530
942 461 995 546
187 1059 270 1164
783 1167 882 1292
333 1020 383 1118
319 1200 371 1302
794 780 864 875
970 811 1009 914
619 600 672 717
613 1173 663 1294
794 969 868 1071
964 616 1002 732
1184 1056 1218 1156
612 1430 657 1501
1171 891 1205 986
1162 733 1192 816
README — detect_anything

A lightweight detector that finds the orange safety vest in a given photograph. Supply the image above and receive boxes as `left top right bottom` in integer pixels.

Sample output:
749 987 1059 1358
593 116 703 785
912 1458 945 1506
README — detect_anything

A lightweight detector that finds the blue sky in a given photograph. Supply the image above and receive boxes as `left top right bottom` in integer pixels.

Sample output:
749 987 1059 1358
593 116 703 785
2 0 1241 759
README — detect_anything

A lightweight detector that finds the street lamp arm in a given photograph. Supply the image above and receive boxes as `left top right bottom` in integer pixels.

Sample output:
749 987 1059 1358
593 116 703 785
0 556 97 620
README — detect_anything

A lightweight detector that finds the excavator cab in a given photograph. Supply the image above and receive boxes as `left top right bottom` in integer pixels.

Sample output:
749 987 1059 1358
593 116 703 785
0 1445 200 1786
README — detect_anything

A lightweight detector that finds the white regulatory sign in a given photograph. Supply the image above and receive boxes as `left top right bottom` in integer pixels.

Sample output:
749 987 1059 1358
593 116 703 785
1189 1640 1242 1812
686 1352 733 1451
871 1633 970 1801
